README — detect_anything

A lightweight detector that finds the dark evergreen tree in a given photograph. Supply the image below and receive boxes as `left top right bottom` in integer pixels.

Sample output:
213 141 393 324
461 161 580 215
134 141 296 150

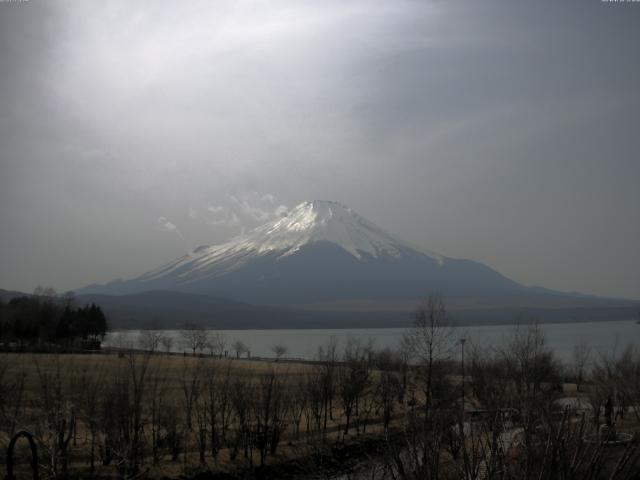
0 292 108 349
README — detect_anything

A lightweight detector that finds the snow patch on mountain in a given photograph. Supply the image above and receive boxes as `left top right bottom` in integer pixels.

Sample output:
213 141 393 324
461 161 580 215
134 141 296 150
259 200 418 259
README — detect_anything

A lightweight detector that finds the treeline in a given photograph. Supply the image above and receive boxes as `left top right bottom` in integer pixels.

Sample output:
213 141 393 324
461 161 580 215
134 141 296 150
0 287 107 349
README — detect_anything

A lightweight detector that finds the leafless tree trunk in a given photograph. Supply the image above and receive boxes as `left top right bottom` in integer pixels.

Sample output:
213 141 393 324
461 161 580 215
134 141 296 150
572 338 592 393
404 295 454 421
180 324 209 356
0 354 27 442
288 373 307 439
252 370 287 465
147 357 168 464
180 357 204 468
33 355 76 478
77 363 105 472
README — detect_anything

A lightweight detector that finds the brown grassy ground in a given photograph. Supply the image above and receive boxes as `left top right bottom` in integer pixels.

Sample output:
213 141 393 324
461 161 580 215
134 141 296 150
0 351 389 479
6 352 637 479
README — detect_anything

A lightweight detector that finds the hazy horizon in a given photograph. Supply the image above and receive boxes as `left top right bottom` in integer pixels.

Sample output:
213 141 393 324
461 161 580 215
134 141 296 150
1 0 639 300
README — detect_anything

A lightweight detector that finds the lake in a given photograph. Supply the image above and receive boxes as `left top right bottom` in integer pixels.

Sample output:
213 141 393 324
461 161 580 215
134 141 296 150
105 319 640 362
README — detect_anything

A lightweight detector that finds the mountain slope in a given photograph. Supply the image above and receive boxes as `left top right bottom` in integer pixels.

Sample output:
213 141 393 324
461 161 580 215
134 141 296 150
80 200 536 304
0 288 28 303
77 290 305 329
3 287 636 330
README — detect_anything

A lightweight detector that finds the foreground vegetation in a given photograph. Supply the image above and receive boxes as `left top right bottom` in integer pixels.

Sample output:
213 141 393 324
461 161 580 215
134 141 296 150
1 297 640 479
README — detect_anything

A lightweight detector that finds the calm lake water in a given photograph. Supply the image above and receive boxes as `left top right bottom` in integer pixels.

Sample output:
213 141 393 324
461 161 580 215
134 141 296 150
106 320 640 362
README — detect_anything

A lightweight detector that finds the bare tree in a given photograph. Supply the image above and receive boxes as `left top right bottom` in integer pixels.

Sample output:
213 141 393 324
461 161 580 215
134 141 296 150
98 351 153 475
232 339 248 359
138 330 163 352
147 357 168 464
317 336 339 430
207 331 227 357
77 363 106 472
0 354 27 441
180 358 204 431
383 296 458 480
203 361 223 460
590 343 639 425
614 345 640 422
374 354 402 433
253 370 289 465
271 344 288 361
288 373 307 439
180 324 209 356
572 338 591 393
158 402 182 462
229 376 253 462
338 338 372 435
110 331 133 351
303 368 325 442
159 334 174 354
404 295 454 417
33 355 76 478
499 324 560 413
194 384 209 464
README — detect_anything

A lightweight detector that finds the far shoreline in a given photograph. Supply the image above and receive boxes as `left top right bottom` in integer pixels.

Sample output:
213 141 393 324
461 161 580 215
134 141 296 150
107 317 638 331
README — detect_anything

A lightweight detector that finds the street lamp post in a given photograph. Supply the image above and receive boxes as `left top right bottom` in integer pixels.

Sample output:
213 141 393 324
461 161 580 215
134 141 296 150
460 337 466 416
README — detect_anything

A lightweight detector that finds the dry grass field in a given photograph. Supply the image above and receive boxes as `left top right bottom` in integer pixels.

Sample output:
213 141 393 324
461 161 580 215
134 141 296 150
0 350 396 479
2 351 311 390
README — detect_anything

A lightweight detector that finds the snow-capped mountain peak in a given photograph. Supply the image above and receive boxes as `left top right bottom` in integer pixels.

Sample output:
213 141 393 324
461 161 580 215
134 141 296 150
141 200 441 283
78 200 534 305
75 200 623 322
259 200 406 259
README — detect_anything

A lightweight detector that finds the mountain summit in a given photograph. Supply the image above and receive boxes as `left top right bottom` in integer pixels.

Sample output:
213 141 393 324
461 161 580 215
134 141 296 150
81 200 534 305
136 199 452 293
187 200 441 262
251 200 443 261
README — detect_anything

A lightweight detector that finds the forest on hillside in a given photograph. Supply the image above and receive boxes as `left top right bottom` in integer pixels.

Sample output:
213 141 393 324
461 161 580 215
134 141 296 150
0 287 107 350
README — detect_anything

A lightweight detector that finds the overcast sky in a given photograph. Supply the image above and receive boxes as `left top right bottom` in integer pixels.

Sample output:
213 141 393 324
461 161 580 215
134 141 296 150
1 0 639 300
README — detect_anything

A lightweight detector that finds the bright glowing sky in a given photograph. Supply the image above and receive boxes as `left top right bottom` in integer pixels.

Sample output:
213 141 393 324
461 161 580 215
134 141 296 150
1 0 639 299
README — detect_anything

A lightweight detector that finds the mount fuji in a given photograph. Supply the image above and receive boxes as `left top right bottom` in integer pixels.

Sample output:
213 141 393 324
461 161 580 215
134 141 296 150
76 200 638 327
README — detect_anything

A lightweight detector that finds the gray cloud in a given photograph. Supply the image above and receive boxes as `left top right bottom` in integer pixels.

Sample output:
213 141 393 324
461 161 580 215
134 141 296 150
157 216 189 251
188 192 287 231
228 192 289 223
0 0 639 299
157 217 182 237
204 205 241 227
